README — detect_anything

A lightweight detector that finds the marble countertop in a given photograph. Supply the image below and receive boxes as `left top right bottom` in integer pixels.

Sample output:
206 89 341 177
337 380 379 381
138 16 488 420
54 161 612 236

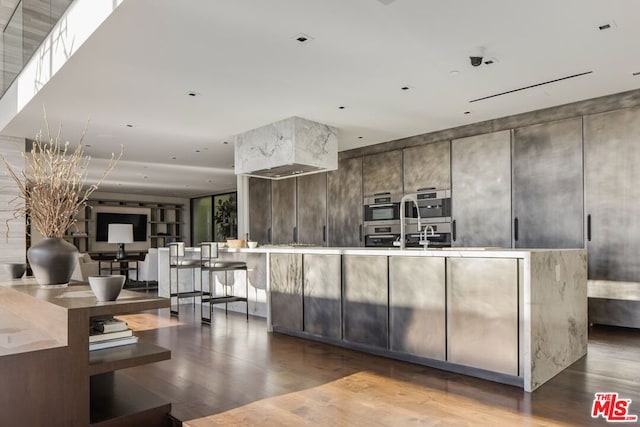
159 245 584 258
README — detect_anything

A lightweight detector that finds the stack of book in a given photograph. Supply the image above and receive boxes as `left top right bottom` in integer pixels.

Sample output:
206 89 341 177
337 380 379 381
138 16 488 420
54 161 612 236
89 317 138 351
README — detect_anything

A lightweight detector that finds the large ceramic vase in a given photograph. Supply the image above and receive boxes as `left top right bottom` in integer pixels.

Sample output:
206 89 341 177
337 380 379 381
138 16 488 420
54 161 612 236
27 237 78 286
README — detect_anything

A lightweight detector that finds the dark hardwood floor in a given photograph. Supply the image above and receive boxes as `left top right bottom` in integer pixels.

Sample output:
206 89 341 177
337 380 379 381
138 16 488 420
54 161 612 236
118 306 640 426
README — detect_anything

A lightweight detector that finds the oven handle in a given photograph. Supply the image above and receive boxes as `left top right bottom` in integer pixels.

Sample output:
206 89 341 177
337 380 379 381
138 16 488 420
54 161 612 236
367 234 396 238
368 203 396 208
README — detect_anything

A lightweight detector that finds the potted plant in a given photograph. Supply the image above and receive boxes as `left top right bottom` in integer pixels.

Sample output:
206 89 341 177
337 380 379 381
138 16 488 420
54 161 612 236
1 117 122 286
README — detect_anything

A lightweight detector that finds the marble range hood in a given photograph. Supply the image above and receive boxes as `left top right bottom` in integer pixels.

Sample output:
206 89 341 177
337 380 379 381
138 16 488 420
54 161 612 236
234 116 338 179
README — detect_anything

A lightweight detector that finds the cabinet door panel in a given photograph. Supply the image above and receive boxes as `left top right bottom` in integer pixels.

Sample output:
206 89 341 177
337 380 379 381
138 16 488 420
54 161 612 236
303 254 341 339
248 178 272 244
270 253 303 331
585 107 640 281
403 141 451 192
452 131 511 247
512 118 583 248
327 157 363 247
297 173 327 245
343 255 388 348
389 256 445 360
362 150 402 196
447 257 519 375
271 179 296 244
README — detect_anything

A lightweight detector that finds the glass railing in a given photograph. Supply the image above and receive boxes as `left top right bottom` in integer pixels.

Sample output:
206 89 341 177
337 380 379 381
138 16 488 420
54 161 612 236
1 0 73 96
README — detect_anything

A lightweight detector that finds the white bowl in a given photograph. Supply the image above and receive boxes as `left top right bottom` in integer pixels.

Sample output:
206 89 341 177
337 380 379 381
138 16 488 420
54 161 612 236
89 275 126 301
247 241 258 249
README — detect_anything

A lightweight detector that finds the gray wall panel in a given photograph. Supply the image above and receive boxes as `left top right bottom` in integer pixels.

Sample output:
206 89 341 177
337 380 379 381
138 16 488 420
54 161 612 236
451 130 511 248
512 118 584 248
584 106 640 282
297 173 327 245
327 157 363 247
303 254 341 339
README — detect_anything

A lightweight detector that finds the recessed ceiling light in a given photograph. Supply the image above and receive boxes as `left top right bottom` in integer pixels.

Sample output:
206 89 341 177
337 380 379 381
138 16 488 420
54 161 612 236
338 106 346 110
85 144 92 147
207 179 212 183
633 71 640 76
401 86 411 91
484 59 494 65
126 124 133 128
171 156 176 160
358 136 363 139
187 91 199 97
293 33 313 44
464 111 471 115
223 141 229 145
232 164 235 168
195 149 200 153
143 176 148 179
599 23 611 30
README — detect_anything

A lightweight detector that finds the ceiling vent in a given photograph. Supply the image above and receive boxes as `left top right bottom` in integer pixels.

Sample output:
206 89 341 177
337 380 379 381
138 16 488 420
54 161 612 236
234 116 338 179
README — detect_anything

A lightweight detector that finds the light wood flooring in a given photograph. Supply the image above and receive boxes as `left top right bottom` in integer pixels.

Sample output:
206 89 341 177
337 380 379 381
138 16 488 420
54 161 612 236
118 306 640 426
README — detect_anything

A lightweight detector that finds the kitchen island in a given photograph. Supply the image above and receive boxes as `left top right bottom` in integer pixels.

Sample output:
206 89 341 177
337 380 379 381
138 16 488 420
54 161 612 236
158 245 586 392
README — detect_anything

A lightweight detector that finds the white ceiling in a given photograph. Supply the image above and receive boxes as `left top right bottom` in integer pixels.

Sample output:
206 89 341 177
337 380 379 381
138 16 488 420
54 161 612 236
2 0 640 197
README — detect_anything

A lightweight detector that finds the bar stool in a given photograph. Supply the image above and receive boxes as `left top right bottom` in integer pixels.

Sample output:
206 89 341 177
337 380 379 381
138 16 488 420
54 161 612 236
168 242 202 317
199 242 249 324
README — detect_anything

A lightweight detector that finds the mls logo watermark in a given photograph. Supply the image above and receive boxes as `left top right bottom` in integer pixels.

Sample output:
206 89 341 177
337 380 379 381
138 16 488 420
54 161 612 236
592 392 638 422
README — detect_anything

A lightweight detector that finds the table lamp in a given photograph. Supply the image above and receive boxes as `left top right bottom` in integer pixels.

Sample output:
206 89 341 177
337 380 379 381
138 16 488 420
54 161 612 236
108 223 134 260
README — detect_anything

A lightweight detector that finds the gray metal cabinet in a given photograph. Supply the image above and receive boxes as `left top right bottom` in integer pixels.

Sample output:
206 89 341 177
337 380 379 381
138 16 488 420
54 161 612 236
303 254 341 339
362 150 403 196
270 253 303 331
327 157 363 247
248 177 272 244
451 130 512 248
271 178 297 244
447 257 519 376
296 173 327 245
512 118 584 248
343 255 387 348
389 256 445 360
403 140 451 192
584 106 640 281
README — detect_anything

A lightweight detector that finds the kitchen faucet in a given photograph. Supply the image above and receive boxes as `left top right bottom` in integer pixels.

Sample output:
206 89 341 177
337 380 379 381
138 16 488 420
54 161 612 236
420 225 435 249
394 194 422 250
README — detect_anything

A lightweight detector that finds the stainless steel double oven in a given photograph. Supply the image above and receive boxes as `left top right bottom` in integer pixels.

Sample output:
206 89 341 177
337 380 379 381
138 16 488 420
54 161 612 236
363 193 401 247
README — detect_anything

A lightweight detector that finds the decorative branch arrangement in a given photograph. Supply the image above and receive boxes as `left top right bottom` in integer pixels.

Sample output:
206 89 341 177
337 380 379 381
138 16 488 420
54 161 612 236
1 117 123 238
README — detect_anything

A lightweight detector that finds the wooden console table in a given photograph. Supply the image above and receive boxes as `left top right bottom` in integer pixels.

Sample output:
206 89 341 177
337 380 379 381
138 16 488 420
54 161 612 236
0 278 171 426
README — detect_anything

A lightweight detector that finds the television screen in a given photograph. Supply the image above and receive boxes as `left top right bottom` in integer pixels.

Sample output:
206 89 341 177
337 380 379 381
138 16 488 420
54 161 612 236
96 212 148 242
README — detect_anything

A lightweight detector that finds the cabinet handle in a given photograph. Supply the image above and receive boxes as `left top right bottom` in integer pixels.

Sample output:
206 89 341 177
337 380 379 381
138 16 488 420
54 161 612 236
452 219 457 242
359 224 363 242
268 228 272 243
322 225 326 243
514 217 519 242
293 226 298 243
587 214 591 242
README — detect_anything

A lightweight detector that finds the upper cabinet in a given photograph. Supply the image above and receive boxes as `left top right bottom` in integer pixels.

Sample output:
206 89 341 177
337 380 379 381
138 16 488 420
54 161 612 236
248 177 272 244
512 118 584 249
584 106 640 282
451 131 512 248
403 140 451 192
271 179 297 245
297 172 328 245
362 150 403 196
328 157 363 247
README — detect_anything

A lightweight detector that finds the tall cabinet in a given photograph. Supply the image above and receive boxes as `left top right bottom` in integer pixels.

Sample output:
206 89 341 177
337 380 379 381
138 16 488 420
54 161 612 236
297 172 328 245
584 106 640 281
512 118 584 248
271 179 297 244
451 131 511 247
328 157 363 247
403 140 451 192
362 150 403 196
248 177 272 244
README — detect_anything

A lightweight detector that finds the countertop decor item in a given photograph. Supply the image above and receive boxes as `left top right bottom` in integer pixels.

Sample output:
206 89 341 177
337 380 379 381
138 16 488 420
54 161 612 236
0 111 123 286
227 239 246 249
247 241 258 249
3 262 27 278
88 275 126 301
